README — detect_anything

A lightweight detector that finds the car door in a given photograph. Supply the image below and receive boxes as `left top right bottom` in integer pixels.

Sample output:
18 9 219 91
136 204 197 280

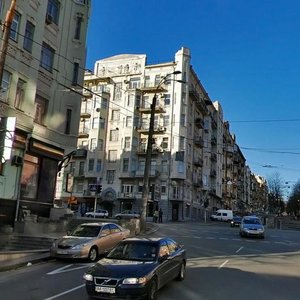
156 241 174 288
108 224 126 249
96 224 112 253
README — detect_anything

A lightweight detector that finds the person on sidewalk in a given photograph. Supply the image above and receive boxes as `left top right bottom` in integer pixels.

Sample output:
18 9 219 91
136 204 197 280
159 208 163 223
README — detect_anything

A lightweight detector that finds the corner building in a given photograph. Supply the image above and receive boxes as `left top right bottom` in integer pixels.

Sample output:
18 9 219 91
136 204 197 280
66 47 230 221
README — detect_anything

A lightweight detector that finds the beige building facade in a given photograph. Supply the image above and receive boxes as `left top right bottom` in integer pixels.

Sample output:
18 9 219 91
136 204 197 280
0 0 90 228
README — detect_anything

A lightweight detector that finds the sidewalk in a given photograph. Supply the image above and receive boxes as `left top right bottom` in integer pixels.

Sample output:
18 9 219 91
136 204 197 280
0 223 159 272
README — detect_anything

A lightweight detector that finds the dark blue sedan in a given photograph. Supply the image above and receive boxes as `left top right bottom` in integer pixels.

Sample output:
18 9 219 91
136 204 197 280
230 216 242 227
83 237 187 300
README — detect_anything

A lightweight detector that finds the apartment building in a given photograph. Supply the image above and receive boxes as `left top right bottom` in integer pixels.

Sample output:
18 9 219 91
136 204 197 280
58 46 268 221
0 0 90 228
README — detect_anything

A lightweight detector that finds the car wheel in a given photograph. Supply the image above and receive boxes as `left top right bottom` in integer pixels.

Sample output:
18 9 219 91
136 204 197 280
146 278 158 300
88 246 98 262
176 262 186 281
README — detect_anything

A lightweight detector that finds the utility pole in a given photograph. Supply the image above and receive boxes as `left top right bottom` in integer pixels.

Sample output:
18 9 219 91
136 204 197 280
0 0 16 84
140 71 182 231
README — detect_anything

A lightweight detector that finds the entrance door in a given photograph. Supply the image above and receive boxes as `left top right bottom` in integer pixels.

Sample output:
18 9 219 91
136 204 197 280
172 203 179 221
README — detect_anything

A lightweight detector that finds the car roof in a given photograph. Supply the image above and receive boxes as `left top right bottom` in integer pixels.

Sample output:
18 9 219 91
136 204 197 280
122 237 176 244
243 216 260 220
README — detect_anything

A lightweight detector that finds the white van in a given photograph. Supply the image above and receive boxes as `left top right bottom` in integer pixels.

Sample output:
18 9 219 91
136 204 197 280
210 209 233 222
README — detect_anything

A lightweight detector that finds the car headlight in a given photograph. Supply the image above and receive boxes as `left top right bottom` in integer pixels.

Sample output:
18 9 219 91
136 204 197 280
83 273 93 281
257 228 264 231
72 243 87 250
122 277 147 284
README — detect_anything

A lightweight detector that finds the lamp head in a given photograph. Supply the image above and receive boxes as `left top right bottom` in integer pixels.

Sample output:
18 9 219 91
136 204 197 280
172 71 181 75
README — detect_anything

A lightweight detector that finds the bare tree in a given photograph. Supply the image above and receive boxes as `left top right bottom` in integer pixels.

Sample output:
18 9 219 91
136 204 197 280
267 172 285 215
286 180 300 217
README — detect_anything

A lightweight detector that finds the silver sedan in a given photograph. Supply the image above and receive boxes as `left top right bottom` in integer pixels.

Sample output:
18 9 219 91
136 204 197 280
50 222 130 262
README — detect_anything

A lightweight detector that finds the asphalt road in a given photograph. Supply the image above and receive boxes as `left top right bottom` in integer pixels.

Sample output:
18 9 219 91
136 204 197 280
0 222 299 300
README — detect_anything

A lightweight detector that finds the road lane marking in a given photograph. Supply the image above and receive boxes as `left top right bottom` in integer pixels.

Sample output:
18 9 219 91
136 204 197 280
218 260 229 269
47 263 91 275
235 246 243 253
43 284 85 300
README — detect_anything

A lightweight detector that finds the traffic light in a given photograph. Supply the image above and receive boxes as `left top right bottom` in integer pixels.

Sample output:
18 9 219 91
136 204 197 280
97 184 102 193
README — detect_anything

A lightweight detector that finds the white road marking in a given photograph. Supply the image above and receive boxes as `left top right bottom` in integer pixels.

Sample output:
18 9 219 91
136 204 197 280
43 284 85 300
218 260 229 269
235 246 243 253
47 263 91 275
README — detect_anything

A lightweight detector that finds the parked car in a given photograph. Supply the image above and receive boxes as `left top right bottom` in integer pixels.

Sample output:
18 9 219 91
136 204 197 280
240 216 265 238
83 237 186 300
115 210 140 220
84 209 109 218
210 209 233 222
50 222 130 262
230 216 242 227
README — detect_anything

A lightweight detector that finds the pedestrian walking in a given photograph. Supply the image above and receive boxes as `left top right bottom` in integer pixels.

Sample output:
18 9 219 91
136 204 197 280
159 208 163 223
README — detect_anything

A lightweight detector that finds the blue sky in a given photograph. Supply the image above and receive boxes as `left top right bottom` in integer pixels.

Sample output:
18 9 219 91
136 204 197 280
86 0 300 193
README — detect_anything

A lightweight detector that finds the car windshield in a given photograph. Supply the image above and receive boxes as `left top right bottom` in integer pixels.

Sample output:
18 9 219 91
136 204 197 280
243 218 261 225
70 225 102 237
107 242 158 261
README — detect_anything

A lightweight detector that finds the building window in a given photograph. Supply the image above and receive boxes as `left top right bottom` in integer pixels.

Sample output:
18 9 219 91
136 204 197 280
20 154 39 199
92 117 99 129
106 170 115 184
111 110 120 121
10 11 20 41
96 159 102 172
161 160 168 173
34 95 48 124
74 14 83 39
101 98 107 109
124 137 131 149
179 136 185 150
79 161 85 176
138 160 145 172
100 117 105 129
98 139 103 151
90 138 96 150
123 158 129 172
180 113 186 126
88 159 94 172
126 116 132 127
127 95 134 106
108 150 117 162
23 21 35 53
154 75 161 86
109 130 119 142
164 94 171 105
72 62 79 86
161 181 167 194
46 0 60 25
65 109 72 134
40 42 55 72
144 76 150 87
1 70 12 102
129 77 140 89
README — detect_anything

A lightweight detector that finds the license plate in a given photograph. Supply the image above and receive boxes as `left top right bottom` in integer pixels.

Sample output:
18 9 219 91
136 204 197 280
57 250 68 254
95 286 115 294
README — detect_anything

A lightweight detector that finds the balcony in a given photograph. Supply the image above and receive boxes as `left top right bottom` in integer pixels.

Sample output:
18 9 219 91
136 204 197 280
73 148 87 158
117 192 136 200
136 125 167 134
82 89 93 98
138 102 166 114
78 127 89 139
136 145 162 155
139 82 167 93
119 171 136 179
135 169 160 177
80 110 91 119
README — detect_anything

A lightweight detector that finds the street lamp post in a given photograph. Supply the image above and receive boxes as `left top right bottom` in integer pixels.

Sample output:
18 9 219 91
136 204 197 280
140 71 182 231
